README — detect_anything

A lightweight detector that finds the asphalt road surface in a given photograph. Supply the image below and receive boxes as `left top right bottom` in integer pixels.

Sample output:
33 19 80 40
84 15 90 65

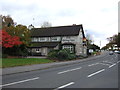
2 52 120 89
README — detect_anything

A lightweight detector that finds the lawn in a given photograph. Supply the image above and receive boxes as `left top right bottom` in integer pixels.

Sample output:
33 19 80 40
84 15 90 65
1 58 55 68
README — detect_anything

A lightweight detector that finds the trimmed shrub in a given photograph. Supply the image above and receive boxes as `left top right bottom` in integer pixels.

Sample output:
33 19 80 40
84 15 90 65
76 55 86 59
48 49 76 61
68 54 76 60
2 54 8 58
18 48 28 57
57 49 69 60
48 50 59 59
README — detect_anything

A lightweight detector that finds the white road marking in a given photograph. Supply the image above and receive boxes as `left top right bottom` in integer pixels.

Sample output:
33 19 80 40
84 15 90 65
102 61 113 64
56 82 75 89
58 67 82 74
109 63 116 68
87 69 105 78
0 77 39 87
88 63 99 67
98 63 110 66
117 61 120 64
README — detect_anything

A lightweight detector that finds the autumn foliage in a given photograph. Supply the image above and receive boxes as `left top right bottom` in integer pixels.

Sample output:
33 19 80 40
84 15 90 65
1 30 22 48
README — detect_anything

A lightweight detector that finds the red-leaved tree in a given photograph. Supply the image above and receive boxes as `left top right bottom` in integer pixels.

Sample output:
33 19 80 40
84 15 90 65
1 30 22 48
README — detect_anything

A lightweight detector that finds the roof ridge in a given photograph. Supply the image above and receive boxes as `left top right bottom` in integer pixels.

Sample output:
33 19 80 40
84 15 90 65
33 24 82 29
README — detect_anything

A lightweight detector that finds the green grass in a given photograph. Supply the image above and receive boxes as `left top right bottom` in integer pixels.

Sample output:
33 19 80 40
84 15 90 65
1 58 55 68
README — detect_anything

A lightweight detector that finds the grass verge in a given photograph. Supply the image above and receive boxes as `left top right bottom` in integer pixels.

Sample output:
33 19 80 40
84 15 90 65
1 58 55 68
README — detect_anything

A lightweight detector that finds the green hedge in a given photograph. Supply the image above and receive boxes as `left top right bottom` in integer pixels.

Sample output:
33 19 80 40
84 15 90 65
48 50 59 59
2 54 8 58
57 49 69 60
48 49 76 61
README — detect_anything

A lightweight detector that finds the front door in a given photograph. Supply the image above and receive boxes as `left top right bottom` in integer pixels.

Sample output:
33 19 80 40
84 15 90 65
41 48 48 56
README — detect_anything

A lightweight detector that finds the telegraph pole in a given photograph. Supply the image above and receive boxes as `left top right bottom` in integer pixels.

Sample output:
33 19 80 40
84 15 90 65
100 40 101 52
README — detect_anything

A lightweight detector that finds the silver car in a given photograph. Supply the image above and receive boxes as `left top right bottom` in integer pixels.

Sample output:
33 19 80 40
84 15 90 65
109 51 114 55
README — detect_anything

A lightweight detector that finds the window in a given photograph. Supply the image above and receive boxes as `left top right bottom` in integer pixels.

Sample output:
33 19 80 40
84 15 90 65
32 38 38 42
36 49 40 51
63 45 74 53
40 37 46 41
37 37 47 42
51 37 58 41
36 48 41 53
62 36 75 42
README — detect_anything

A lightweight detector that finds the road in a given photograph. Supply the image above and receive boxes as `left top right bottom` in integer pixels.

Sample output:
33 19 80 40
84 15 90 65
2 52 120 89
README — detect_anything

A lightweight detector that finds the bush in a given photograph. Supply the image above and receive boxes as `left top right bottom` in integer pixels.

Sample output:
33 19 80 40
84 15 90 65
48 49 76 61
57 49 69 60
76 55 87 59
2 54 8 58
48 50 59 59
18 48 28 57
68 54 76 60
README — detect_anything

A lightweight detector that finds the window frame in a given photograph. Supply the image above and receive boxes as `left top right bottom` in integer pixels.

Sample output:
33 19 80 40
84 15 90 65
62 45 74 53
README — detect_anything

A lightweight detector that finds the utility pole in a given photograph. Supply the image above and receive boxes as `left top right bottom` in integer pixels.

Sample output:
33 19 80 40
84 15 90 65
100 40 101 52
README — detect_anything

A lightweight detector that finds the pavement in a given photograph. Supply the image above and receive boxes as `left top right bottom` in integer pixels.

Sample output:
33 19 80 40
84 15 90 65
2 52 106 75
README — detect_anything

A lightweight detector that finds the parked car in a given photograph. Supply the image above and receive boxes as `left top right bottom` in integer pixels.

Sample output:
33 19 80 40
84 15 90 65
117 51 120 54
114 50 120 54
114 50 119 53
109 51 114 55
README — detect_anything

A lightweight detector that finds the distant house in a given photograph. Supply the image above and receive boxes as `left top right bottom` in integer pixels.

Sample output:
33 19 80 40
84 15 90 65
29 24 87 56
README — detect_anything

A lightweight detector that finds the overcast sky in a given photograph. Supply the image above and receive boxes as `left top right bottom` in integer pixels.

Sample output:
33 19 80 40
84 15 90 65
0 0 119 48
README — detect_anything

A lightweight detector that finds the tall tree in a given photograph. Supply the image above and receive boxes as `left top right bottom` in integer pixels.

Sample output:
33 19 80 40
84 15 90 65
2 30 22 48
86 33 93 45
88 44 100 51
1 15 31 56
1 15 15 29
102 33 120 50
107 34 118 44
6 24 31 46
117 33 120 47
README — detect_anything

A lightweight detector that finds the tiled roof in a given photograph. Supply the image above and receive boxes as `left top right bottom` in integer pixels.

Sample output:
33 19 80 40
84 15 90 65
31 24 84 37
